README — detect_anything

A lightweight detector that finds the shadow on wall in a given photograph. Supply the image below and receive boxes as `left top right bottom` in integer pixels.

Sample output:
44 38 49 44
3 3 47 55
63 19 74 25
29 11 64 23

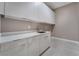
36 23 55 33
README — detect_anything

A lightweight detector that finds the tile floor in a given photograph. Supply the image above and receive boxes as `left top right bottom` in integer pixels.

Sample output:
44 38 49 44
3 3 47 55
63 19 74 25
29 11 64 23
42 37 79 56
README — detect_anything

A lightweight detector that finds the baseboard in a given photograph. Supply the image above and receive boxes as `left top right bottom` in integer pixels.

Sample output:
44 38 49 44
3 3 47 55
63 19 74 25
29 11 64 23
52 36 79 45
0 33 1 36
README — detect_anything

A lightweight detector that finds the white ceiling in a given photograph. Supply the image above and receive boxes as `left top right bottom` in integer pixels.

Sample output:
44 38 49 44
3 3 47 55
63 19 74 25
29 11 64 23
45 2 72 9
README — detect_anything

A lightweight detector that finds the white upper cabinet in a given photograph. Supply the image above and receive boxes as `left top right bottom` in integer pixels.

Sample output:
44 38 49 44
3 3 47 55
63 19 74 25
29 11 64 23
5 2 36 19
0 2 4 15
35 3 55 24
5 2 55 24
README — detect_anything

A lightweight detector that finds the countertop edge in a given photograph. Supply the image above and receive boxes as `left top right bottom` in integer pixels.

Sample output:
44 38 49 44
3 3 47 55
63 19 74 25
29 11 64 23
0 31 50 44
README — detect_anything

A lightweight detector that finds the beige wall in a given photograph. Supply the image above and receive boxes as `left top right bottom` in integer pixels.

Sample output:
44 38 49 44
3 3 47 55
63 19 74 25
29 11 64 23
1 17 54 33
53 2 79 41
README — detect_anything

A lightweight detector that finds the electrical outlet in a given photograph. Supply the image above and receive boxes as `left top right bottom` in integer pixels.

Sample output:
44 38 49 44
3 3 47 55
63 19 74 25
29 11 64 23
27 25 31 29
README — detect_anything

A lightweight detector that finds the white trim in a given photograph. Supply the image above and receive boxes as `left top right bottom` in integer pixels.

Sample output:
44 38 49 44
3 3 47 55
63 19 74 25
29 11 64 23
52 37 79 45
2 30 36 36
0 33 1 36
5 15 55 24
0 33 1 41
5 15 34 22
1 32 39 43
1 31 50 43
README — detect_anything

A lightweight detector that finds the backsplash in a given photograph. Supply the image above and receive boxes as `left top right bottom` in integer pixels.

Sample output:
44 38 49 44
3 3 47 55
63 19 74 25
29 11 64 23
1 16 55 33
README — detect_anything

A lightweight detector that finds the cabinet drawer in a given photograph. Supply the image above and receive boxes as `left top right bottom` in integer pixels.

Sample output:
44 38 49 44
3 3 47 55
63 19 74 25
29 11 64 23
0 43 26 56
39 35 50 54
1 39 26 52
28 37 39 56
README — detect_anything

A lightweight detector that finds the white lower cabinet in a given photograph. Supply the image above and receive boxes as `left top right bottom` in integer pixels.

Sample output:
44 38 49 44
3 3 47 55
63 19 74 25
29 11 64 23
0 43 26 56
39 35 50 54
28 36 39 56
0 39 28 56
15 39 28 56
16 40 28 56
0 33 50 56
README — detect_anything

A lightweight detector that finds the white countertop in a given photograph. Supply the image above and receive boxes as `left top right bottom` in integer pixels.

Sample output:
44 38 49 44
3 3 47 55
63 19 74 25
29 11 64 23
0 31 50 44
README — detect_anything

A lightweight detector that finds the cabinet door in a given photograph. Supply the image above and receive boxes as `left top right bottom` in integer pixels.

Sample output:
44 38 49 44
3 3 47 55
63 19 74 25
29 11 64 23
35 3 55 24
0 43 26 56
0 39 28 56
5 2 36 20
0 2 4 15
15 39 29 56
28 36 39 56
39 35 50 54
5 2 55 24
5 2 26 18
